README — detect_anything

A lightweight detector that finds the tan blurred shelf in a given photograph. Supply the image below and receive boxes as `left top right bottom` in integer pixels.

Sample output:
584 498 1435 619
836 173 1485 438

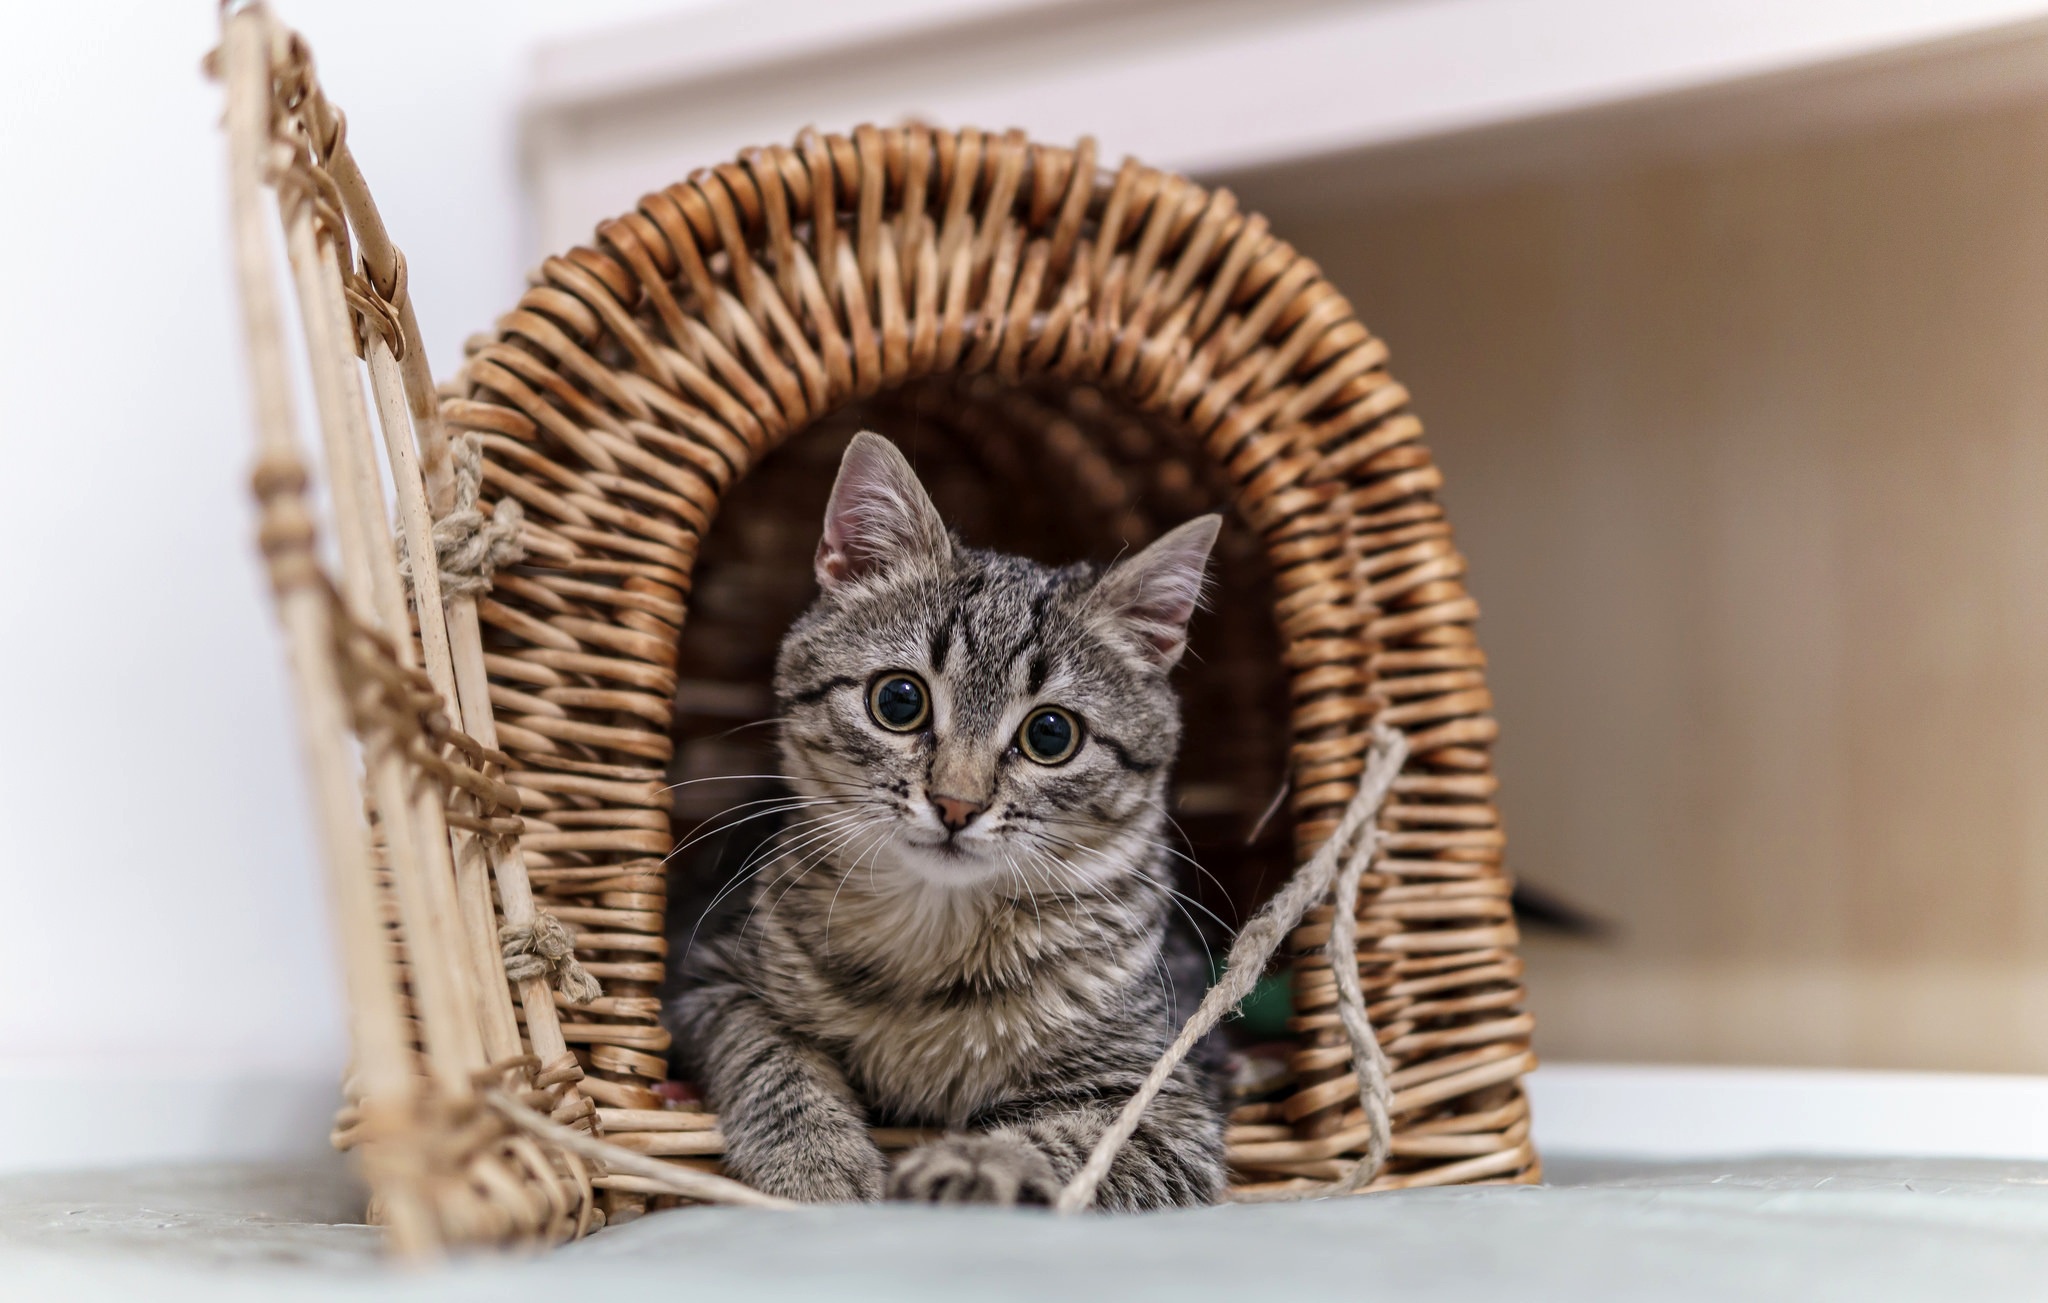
520 1 2048 1076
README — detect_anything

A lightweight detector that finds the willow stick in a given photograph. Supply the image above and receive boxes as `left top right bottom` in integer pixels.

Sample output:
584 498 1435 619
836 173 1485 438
484 1092 790 1210
448 599 580 1076
278 63 489 1098
328 147 454 512
361 340 459 704
221 0 412 1124
363 339 524 1068
280 170 484 1092
329 178 581 1084
218 4 433 1254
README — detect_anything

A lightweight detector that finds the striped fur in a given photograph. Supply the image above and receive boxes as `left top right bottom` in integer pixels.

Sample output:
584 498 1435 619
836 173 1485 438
668 434 1225 1209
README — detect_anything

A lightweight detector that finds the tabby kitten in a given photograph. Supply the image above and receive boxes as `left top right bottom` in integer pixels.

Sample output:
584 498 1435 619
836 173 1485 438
668 432 1226 1209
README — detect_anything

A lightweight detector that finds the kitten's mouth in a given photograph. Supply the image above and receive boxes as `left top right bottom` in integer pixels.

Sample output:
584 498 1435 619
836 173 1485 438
891 827 1009 885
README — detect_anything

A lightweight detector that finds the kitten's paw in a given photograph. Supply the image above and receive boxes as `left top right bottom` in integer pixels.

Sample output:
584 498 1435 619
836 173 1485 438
734 1132 885 1204
887 1132 1060 1207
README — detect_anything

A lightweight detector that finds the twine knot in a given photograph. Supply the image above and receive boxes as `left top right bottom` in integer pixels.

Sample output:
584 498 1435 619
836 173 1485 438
501 911 602 1006
399 434 525 602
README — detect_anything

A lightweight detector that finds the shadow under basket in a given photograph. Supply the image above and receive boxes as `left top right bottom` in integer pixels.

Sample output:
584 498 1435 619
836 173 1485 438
218 1 1534 1256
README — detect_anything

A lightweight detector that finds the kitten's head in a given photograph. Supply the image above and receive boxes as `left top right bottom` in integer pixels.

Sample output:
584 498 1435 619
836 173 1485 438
773 432 1220 892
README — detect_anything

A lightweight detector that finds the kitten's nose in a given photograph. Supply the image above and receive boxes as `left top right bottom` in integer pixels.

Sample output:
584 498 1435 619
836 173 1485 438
930 793 985 834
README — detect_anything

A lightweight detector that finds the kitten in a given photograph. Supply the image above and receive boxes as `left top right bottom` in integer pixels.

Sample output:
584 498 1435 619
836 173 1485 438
667 432 1227 1209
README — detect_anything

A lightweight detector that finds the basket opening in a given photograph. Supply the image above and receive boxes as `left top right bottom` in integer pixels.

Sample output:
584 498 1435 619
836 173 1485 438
664 372 1293 991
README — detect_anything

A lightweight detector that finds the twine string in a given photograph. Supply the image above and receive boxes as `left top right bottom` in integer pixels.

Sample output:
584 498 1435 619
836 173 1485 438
1325 793 1395 1192
1054 721 1409 1213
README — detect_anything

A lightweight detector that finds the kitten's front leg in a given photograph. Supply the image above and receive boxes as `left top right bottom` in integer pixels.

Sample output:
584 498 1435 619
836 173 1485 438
889 1067 1224 1210
675 983 884 1203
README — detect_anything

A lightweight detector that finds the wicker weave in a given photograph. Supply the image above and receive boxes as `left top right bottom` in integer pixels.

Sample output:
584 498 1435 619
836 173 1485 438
217 1 1535 1255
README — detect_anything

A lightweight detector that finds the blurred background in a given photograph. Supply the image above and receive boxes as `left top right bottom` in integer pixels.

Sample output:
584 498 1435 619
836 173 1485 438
9 0 2048 1171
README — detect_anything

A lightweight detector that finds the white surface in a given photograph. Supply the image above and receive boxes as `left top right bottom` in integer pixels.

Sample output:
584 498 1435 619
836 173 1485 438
12 1065 2048 1171
0 1058 339 1177
1526 1065 2048 1160
10 1060 2048 1176
12 1065 2031 1171
524 0 2048 251
0 0 710 1118
11 1161 2048 1303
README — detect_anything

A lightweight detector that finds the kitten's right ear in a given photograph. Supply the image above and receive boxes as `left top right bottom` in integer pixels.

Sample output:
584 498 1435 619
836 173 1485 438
1091 513 1222 671
816 432 951 591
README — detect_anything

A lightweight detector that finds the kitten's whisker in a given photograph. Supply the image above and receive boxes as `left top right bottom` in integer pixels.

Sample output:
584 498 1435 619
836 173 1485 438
1002 849 1049 949
698 810 857 905
1024 848 1089 909
1016 843 1110 913
1132 798 1240 922
682 810 874 955
820 822 887 947
747 810 886 911
749 816 891 938
1018 846 1089 912
662 772 865 793
700 810 872 926
823 823 898 950
693 716 784 744
1030 820 1238 936
729 809 875 891
670 796 849 852
1022 847 1177 1019
681 858 781 961
1129 838 1237 923
1032 831 1227 972
663 799 857 864
1031 808 1208 873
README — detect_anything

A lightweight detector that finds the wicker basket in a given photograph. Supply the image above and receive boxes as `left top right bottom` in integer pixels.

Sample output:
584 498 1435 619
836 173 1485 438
216 2 1536 1256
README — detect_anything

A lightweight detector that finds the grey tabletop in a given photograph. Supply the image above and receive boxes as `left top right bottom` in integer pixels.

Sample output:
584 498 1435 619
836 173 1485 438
6 1155 2048 1302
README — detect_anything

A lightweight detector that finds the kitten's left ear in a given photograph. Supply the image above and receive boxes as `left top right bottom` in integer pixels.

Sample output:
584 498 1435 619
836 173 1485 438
1092 514 1223 671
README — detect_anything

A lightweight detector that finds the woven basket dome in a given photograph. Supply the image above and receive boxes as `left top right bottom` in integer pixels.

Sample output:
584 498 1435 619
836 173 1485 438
443 124 1538 1211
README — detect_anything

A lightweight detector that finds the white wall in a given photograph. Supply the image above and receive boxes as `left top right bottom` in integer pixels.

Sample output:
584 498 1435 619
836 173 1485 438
0 0 706 1169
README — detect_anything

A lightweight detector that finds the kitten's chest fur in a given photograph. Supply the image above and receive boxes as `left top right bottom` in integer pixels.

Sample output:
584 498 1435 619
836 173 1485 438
752 867 1164 1127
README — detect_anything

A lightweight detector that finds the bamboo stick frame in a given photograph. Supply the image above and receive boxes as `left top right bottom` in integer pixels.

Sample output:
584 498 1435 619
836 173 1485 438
215 1 783 1256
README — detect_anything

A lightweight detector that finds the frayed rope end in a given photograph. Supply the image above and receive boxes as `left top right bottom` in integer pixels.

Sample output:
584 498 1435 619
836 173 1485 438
397 434 527 603
501 911 602 1006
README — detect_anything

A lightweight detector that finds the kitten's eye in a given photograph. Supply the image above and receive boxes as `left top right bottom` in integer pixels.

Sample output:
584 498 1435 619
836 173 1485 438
867 673 930 732
1018 707 1080 764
